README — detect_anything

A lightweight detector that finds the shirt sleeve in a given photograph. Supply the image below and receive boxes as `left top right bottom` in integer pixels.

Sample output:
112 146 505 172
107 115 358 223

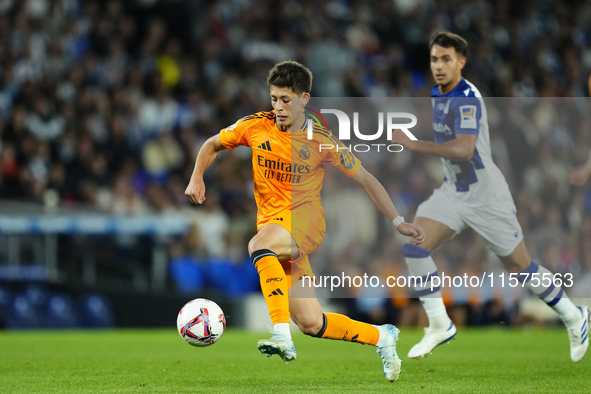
321 133 362 178
453 97 481 136
218 116 254 149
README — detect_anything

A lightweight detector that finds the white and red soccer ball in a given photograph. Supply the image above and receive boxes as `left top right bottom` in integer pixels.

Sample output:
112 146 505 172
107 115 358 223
177 298 226 347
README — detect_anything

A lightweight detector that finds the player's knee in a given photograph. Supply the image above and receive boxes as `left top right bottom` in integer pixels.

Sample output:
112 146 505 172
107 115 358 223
248 236 269 256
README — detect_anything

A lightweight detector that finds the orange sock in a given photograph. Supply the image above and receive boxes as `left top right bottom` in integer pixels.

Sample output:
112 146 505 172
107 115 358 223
251 249 290 325
315 313 379 345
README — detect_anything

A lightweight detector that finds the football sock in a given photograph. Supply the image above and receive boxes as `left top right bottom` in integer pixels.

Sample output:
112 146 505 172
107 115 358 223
314 313 379 346
403 244 451 329
272 322 292 341
375 325 393 347
251 249 290 326
519 261 580 327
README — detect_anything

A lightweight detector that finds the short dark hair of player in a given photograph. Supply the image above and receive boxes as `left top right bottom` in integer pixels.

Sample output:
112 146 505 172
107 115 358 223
266 61 313 96
429 32 468 58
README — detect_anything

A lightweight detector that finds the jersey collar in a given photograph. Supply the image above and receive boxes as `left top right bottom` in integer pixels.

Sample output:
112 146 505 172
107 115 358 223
431 78 467 97
273 112 309 134
300 117 309 131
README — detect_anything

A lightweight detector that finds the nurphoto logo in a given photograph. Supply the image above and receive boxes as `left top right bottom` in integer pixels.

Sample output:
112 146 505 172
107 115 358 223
305 108 418 152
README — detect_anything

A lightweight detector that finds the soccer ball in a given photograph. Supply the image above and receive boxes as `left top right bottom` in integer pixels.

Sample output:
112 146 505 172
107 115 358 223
177 298 226 347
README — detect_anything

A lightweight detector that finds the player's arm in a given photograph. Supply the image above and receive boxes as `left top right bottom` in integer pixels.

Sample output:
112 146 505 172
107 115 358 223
392 131 477 160
185 134 227 204
351 166 426 245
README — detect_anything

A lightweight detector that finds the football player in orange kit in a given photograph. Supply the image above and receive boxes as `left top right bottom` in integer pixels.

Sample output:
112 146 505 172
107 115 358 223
185 61 425 382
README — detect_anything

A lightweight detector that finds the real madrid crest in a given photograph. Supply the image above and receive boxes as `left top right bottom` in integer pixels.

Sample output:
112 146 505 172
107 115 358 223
299 144 310 160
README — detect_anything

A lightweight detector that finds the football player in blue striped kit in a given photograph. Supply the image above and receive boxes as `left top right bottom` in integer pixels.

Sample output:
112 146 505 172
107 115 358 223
392 32 589 362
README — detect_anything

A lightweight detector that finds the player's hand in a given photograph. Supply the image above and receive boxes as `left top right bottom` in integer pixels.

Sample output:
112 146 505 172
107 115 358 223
185 178 206 204
391 129 415 150
396 222 426 245
570 166 591 186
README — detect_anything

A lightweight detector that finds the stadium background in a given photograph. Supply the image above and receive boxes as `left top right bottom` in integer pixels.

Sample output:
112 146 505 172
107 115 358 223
0 0 590 330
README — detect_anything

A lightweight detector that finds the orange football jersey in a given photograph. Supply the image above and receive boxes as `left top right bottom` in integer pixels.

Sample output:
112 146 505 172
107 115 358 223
219 111 361 227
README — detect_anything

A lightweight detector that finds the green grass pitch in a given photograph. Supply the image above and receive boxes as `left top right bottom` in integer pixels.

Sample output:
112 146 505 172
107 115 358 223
0 327 588 393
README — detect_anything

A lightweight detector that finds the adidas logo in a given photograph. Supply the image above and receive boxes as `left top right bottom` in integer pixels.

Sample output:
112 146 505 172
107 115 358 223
257 141 272 151
267 288 284 297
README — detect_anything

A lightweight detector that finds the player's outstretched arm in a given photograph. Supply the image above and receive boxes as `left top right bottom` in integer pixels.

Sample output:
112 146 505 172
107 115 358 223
351 166 426 245
392 129 476 160
185 134 227 204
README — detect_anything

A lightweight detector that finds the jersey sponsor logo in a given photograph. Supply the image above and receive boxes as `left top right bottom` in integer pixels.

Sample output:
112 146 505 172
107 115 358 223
257 141 272 151
433 122 452 134
266 277 283 283
299 144 310 160
256 155 310 174
256 155 309 184
460 105 477 129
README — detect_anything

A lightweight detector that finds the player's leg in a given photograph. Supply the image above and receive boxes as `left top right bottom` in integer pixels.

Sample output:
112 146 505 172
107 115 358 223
468 197 589 362
404 216 458 358
287 285 323 335
290 284 381 344
248 223 296 329
248 223 298 363
289 279 402 382
497 240 589 362
403 189 466 358
405 217 456 327
254 204 326 362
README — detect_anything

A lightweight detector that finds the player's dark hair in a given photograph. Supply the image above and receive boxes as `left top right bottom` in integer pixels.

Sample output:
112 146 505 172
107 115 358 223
429 32 468 58
267 61 313 95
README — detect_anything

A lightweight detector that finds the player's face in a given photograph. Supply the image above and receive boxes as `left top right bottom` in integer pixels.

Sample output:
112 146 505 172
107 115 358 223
430 45 466 90
270 86 309 131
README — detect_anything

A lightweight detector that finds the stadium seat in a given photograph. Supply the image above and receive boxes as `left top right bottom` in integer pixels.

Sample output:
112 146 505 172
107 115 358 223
46 294 78 329
232 256 261 294
0 286 11 327
205 257 260 298
169 256 205 295
6 295 38 329
23 284 49 313
78 293 115 329
203 258 235 293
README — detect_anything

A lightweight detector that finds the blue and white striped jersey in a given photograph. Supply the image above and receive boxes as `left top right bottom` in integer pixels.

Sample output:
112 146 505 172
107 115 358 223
431 78 510 205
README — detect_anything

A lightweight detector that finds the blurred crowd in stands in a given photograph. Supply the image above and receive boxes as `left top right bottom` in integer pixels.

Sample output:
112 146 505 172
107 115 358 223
1 0 591 326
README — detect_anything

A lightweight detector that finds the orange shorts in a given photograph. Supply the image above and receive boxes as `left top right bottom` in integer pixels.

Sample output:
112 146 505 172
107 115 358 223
258 203 326 289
